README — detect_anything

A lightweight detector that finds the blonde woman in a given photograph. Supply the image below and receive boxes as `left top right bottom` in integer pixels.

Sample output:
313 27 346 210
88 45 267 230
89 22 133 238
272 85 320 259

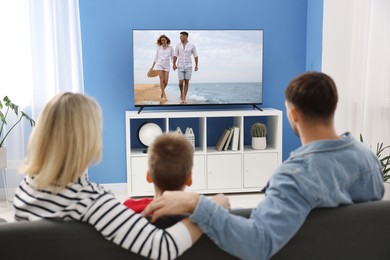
150 35 174 100
13 92 203 259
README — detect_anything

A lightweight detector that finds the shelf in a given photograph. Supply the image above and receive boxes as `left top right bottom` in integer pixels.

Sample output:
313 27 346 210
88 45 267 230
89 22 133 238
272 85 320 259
125 108 283 197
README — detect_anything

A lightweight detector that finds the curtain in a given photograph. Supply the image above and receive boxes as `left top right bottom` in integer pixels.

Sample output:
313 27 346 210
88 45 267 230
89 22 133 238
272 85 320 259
322 0 390 148
0 0 84 193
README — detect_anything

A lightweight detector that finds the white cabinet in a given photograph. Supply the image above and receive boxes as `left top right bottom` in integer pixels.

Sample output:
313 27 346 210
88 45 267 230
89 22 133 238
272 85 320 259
187 155 206 191
125 108 283 196
207 154 242 190
243 153 278 188
130 157 154 194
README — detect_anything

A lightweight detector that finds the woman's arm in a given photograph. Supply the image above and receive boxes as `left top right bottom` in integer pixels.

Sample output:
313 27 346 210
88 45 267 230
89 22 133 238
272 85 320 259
83 192 199 259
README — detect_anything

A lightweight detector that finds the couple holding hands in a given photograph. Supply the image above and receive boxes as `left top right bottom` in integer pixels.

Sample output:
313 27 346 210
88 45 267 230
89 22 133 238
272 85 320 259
149 31 198 104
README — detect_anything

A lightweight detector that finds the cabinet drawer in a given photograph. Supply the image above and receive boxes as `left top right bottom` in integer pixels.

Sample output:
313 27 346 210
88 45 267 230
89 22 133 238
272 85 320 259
243 153 277 188
187 155 205 191
207 154 242 189
131 157 154 194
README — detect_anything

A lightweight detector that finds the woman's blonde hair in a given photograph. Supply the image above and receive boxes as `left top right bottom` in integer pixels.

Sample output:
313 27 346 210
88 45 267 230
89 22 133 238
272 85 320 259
21 92 102 190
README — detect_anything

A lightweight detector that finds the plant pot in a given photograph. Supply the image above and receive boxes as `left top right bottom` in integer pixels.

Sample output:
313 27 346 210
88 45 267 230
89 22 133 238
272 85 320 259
0 146 6 169
252 137 266 150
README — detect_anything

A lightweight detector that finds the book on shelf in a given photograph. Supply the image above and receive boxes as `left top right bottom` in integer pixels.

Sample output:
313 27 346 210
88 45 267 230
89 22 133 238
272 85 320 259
215 128 231 151
231 126 240 151
223 127 234 150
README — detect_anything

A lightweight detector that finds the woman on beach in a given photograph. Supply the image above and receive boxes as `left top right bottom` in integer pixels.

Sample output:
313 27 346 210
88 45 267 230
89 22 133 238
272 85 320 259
13 92 202 259
150 35 174 101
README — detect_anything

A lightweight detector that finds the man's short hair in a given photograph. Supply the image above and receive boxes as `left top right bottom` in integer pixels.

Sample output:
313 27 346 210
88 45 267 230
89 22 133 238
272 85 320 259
180 31 189 37
285 71 338 121
148 133 194 191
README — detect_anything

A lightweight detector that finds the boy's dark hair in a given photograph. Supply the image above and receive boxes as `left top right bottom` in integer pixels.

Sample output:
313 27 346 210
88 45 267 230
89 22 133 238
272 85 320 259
148 133 193 191
180 31 189 37
285 71 338 122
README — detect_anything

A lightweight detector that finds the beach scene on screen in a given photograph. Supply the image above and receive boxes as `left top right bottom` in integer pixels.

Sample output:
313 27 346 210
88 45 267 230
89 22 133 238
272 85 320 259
133 30 263 106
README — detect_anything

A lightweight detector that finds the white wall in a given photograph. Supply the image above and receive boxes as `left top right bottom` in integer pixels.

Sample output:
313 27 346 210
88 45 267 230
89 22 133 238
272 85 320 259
322 0 390 146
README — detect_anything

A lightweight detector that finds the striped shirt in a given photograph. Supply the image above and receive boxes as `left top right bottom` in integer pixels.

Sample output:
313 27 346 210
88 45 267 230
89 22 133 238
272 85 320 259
13 175 192 260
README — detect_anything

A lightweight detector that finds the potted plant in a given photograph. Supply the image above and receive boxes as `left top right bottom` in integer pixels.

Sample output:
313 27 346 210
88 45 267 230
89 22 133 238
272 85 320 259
0 96 35 169
360 134 390 200
360 134 390 182
251 123 267 150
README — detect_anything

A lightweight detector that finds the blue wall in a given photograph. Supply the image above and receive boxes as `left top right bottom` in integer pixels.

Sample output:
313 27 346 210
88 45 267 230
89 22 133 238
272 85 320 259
306 0 323 71
79 0 323 183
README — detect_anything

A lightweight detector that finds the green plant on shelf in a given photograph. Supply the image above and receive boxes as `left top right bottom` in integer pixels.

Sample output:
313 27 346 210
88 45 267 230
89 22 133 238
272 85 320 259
252 123 267 138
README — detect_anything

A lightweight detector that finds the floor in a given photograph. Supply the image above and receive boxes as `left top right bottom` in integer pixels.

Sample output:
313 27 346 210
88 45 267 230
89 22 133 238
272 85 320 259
0 192 264 223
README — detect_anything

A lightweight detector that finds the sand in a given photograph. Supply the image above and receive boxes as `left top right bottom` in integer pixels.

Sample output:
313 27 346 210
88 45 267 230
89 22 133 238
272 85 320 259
134 84 162 105
135 83 210 105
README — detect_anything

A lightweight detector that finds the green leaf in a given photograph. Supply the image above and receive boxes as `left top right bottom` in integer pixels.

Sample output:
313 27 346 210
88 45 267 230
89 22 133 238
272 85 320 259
0 96 35 147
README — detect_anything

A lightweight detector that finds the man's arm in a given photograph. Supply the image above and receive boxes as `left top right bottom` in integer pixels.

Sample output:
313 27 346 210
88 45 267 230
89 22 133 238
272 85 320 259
143 192 230 222
191 174 312 260
144 174 312 260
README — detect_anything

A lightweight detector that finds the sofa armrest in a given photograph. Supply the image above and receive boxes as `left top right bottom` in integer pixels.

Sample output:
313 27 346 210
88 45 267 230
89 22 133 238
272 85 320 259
271 200 390 260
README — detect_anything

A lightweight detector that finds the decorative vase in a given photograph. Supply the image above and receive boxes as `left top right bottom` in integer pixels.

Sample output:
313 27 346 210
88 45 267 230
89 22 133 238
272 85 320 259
0 146 6 169
252 137 266 150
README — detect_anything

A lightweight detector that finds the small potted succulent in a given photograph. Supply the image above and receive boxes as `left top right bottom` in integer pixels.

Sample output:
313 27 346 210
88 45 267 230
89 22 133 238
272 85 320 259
0 96 35 169
251 123 267 150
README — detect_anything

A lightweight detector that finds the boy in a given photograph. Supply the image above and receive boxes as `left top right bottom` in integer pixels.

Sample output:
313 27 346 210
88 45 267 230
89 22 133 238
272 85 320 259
124 132 194 212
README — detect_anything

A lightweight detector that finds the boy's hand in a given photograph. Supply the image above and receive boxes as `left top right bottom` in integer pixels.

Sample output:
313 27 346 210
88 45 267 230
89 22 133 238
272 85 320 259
142 191 200 222
211 194 231 211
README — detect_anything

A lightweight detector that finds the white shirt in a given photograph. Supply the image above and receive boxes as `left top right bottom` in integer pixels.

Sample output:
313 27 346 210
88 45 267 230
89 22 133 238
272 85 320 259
174 42 198 67
154 45 174 68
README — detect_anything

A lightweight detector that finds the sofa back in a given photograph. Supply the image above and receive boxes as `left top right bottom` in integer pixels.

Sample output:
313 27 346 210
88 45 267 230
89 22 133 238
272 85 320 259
1 200 390 260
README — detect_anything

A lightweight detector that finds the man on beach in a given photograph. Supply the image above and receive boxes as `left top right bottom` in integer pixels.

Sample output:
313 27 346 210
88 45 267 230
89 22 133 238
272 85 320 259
173 31 198 104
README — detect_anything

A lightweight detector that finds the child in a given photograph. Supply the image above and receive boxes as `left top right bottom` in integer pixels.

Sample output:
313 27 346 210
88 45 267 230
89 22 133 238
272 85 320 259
124 132 193 213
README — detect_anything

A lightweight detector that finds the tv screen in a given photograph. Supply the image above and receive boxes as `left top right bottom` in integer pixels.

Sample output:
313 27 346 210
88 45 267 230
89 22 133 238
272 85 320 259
133 29 263 107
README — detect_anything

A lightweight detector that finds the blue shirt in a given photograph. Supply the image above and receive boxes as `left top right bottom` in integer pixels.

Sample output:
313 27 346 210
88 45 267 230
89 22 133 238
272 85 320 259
191 133 384 260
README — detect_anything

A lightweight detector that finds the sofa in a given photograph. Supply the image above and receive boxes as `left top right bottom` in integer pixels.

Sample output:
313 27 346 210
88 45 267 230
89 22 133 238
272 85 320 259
1 200 390 260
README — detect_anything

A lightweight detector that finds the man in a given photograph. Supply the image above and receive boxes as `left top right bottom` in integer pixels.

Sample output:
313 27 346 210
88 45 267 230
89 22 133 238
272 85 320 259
143 72 384 260
173 31 198 103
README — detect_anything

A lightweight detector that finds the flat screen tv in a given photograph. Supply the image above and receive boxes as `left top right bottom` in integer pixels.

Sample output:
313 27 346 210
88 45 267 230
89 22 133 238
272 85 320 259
133 29 263 111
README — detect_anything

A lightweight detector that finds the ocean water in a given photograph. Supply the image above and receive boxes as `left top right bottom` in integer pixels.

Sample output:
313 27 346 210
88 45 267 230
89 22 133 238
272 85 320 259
164 82 262 104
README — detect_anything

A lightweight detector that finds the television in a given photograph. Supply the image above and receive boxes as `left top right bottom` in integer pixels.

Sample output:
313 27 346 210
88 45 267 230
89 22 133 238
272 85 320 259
133 29 263 111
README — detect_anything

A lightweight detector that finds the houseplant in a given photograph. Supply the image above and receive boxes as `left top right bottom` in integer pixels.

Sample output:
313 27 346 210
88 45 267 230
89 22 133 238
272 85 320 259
251 123 267 150
0 96 35 168
360 134 390 182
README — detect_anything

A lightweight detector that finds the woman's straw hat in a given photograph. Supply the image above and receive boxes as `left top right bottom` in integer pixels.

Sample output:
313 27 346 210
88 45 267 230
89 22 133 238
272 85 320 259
147 69 159 78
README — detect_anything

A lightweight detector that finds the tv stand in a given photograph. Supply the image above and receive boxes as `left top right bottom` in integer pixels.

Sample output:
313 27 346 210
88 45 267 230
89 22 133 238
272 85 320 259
137 106 144 114
253 104 263 111
125 108 283 197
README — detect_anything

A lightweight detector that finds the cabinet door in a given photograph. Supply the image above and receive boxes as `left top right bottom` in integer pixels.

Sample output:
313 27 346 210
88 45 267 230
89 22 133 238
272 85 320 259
187 155 205 191
207 154 242 189
131 157 154 194
244 153 277 188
